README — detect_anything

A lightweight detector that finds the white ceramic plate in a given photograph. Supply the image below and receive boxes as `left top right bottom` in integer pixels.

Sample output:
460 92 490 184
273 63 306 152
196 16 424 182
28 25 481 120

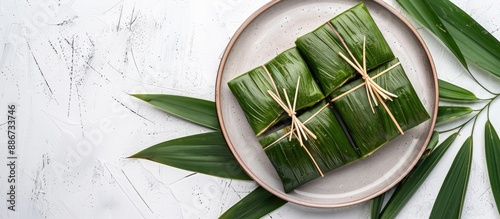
216 0 437 208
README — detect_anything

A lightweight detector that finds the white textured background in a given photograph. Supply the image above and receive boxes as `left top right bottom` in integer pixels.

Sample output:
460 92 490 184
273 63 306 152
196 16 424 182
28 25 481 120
1 0 500 218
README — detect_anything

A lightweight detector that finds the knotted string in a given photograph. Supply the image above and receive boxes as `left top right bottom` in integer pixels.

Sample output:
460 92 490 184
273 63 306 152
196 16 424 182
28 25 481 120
327 22 404 135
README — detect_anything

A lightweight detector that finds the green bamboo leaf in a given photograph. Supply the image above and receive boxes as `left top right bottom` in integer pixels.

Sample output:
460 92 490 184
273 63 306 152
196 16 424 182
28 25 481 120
438 80 480 102
430 136 473 219
132 94 220 130
130 132 250 180
485 121 500 214
227 48 324 136
260 102 359 192
295 2 394 96
426 0 500 78
396 0 468 68
421 131 440 160
370 193 385 219
380 133 458 219
436 106 474 125
332 59 430 158
219 186 286 219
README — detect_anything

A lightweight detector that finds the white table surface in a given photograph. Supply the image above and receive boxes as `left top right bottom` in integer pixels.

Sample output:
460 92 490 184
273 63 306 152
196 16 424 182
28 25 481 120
1 0 500 218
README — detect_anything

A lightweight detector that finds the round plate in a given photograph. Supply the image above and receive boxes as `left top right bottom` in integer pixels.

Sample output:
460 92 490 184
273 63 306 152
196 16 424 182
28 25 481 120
216 0 437 208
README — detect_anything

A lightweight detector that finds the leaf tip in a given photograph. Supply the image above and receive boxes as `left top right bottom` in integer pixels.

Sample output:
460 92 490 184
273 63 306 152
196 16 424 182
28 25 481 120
130 93 144 99
128 152 145 159
130 94 157 104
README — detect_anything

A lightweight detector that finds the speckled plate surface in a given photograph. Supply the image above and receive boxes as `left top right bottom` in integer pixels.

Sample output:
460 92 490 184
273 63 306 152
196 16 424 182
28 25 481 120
216 0 437 208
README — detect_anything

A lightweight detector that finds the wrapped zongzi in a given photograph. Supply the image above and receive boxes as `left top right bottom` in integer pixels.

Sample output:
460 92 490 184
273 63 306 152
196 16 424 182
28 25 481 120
227 1 430 194
228 47 324 136
295 2 394 96
259 102 359 193
331 59 430 157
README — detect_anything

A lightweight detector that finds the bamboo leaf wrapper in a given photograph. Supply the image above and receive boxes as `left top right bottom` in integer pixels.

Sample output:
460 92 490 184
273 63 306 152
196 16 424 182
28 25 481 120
332 59 430 157
259 102 359 193
228 48 324 136
296 2 394 96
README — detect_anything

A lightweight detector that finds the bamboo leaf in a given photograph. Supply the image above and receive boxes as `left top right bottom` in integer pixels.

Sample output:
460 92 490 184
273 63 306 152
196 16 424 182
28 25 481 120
130 132 250 180
436 106 474 125
380 133 458 219
295 2 394 96
228 48 324 136
219 186 286 219
398 0 500 78
426 0 500 78
438 80 480 102
260 102 359 192
396 0 468 68
485 121 500 214
421 131 440 160
430 136 473 219
370 193 385 219
332 59 430 157
132 94 220 130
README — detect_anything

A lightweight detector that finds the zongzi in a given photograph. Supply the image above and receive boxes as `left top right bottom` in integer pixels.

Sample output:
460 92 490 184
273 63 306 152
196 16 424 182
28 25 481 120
295 2 394 96
228 47 324 136
331 58 430 157
259 102 359 192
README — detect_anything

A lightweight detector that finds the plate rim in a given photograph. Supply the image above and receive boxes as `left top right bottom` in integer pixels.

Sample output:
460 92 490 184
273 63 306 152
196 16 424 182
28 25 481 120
215 0 438 208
